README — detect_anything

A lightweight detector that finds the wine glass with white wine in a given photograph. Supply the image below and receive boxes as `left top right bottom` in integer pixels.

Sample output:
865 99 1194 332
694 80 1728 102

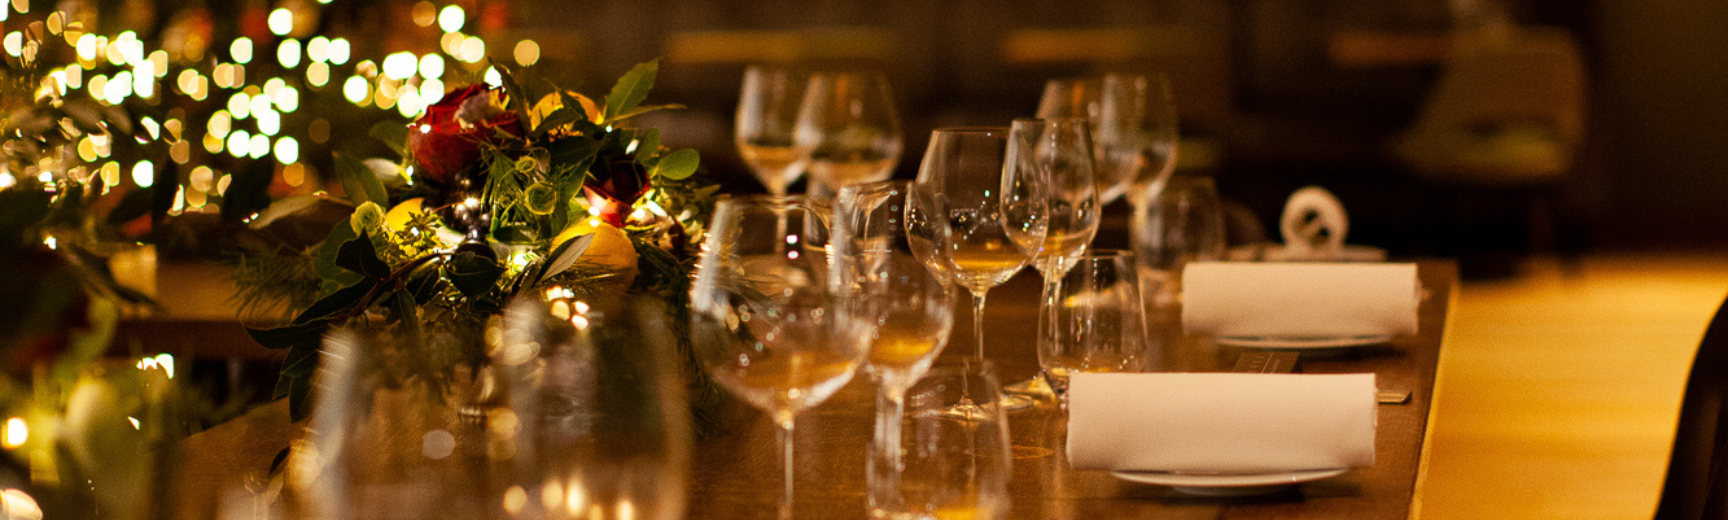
831 180 957 518
689 196 867 520
736 66 812 196
907 128 1048 376
1004 117 1101 402
794 72 903 202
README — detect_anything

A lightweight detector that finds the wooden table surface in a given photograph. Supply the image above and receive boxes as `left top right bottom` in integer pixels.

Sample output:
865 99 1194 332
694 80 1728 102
688 260 1455 520
172 260 1455 520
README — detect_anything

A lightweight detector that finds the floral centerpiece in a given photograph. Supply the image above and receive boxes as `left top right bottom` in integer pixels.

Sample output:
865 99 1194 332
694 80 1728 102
241 60 721 421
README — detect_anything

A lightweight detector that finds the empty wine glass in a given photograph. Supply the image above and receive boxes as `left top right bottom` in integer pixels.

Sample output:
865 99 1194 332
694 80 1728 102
736 66 812 196
832 181 957 517
1103 73 1180 209
689 196 866 520
908 128 1048 366
1039 250 1150 402
795 72 903 202
1038 73 1180 207
1131 173 1225 309
871 362 1012 520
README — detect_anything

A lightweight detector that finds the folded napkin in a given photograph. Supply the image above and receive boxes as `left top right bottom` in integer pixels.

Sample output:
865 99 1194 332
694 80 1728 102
1067 373 1377 473
1181 262 1419 338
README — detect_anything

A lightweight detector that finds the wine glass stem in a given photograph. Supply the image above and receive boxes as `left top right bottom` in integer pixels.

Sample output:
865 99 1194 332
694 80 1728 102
971 290 990 361
776 411 796 520
870 387 907 514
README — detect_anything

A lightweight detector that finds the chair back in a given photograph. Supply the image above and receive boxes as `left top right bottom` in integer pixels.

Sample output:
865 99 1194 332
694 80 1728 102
1656 294 1728 520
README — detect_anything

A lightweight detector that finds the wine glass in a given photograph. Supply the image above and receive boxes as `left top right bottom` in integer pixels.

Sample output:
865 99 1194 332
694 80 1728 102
736 65 812 196
1038 250 1150 402
794 72 903 202
1006 117 1101 401
908 128 1048 366
689 195 866 520
871 362 1013 520
1130 173 1225 309
1103 73 1180 209
1038 73 1180 207
831 181 957 517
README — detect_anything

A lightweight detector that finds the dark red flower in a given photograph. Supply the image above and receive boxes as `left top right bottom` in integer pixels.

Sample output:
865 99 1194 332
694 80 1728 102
406 85 524 186
583 153 651 227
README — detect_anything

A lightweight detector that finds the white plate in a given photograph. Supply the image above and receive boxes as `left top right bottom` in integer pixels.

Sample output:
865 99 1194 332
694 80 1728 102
1214 334 1393 349
1111 468 1349 495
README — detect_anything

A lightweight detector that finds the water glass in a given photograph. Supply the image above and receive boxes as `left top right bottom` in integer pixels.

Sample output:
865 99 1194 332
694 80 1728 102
1038 251 1150 399
868 363 1012 520
1130 173 1225 308
736 66 812 196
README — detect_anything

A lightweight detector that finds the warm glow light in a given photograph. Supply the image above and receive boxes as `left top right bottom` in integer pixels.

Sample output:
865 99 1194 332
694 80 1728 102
227 130 250 158
275 137 299 164
514 40 540 67
268 8 293 36
421 78 445 98
459 37 486 63
209 111 232 138
418 54 445 79
397 85 423 118
75 33 95 61
327 38 350 65
0 488 42 520
484 67 502 87
257 108 281 135
343 75 369 104
307 62 329 87
438 5 466 33
278 39 302 68
249 133 269 159
227 93 251 119
131 160 153 187
230 37 253 64
275 85 300 112
3 418 26 448
307 36 328 63
382 52 417 81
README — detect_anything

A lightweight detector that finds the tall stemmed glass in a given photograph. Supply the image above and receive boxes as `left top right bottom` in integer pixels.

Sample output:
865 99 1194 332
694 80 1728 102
795 72 903 202
690 196 866 520
908 128 1049 366
1037 73 1180 207
831 181 957 517
736 66 812 196
1006 117 1101 399
1103 73 1180 209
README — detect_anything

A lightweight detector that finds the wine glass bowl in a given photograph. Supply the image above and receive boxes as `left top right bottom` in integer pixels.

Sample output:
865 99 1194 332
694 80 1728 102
736 66 813 196
795 72 903 200
910 128 1048 363
689 195 864 519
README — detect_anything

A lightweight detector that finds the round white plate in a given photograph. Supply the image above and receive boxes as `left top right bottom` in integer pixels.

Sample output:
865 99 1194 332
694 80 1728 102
1111 468 1349 495
1214 334 1393 349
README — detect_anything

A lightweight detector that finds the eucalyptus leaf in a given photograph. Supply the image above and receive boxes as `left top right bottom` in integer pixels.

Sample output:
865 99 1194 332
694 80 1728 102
655 149 701 180
534 108 581 137
312 218 365 293
611 103 686 122
634 129 661 163
295 278 378 325
334 154 388 208
285 374 314 421
246 318 331 350
541 232 594 283
335 231 392 279
369 121 409 158
604 60 659 123
405 266 442 304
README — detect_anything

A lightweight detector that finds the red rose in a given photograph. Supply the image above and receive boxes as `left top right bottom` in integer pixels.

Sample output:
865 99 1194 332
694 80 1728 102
406 85 524 186
583 153 651 227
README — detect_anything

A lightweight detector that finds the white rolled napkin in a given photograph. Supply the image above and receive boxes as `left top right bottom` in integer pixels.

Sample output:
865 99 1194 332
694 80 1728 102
1067 372 1377 473
1181 262 1419 338
1280 186 1349 258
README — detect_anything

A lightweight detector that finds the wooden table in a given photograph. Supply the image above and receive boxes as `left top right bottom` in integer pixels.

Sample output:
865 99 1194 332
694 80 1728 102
688 260 1455 519
173 261 1455 520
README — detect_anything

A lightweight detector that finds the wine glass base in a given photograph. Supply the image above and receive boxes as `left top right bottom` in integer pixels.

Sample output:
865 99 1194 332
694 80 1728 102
999 393 1038 413
1003 375 1056 398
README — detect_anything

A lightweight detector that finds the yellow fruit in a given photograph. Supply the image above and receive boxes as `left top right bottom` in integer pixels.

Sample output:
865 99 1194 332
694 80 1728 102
551 219 638 287
385 197 426 230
